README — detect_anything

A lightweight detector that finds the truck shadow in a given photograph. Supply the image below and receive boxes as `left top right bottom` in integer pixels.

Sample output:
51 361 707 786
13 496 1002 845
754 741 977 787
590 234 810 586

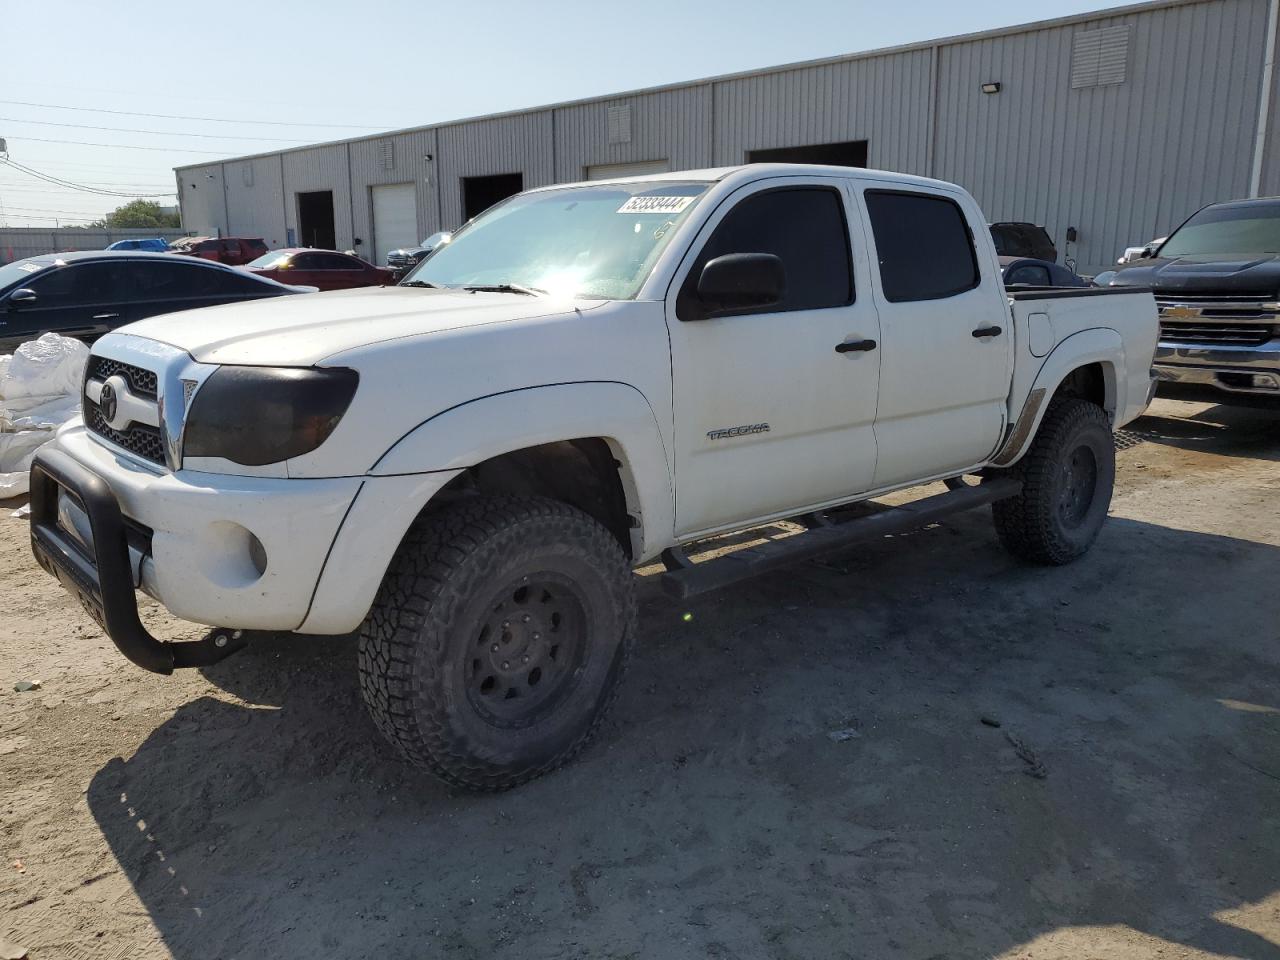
86 506 1280 959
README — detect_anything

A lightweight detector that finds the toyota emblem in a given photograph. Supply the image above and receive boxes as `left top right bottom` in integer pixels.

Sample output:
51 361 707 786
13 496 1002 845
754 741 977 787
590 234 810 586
99 382 117 425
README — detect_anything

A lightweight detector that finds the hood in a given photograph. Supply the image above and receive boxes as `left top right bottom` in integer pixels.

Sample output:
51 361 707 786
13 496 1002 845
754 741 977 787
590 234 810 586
1111 253 1280 296
117 286 592 366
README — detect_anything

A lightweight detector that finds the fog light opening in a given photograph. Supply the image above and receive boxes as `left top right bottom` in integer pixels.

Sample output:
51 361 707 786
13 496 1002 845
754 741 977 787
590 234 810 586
248 533 268 577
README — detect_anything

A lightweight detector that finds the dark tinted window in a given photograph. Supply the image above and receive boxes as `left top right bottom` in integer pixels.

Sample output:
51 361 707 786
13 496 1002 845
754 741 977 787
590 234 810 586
292 253 324 269
679 187 852 318
1005 264 1051 286
865 191 980 302
29 262 130 305
130 261 270 298
311 253 359 270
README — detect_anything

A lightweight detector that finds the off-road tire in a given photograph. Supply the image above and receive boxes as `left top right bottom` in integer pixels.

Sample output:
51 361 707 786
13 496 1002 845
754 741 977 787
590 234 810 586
992 397 1115 565
358 495 637 791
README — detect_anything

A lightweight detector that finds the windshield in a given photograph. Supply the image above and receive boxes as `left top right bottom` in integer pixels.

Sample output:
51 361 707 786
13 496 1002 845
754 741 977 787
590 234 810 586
404 181 710 299
1158 202 1280 257
247 251 292 269
0 259 53 291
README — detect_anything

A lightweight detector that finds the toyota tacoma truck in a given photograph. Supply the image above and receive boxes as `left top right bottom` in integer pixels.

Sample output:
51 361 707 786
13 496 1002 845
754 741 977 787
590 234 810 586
1099 197 1280 405
28 165 1158 791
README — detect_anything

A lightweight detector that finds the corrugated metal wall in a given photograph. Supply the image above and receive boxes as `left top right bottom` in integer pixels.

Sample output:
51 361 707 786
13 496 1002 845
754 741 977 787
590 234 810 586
348 129 439 258
934 0 1271 272
712 48 935 171
222 156 287 247
554 86 714 180
174 163 225 237
436 111 555 229
179 0 1279 274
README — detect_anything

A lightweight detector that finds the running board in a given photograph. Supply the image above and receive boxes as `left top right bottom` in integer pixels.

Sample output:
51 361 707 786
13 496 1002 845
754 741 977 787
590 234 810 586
659 477 1021 600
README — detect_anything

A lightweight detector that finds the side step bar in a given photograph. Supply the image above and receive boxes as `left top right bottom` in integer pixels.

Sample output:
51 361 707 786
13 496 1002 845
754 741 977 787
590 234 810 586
659 477 1021 600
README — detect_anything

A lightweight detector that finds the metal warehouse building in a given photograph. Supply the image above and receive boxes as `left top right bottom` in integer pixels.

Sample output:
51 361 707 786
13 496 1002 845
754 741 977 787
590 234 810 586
176 0 1280 275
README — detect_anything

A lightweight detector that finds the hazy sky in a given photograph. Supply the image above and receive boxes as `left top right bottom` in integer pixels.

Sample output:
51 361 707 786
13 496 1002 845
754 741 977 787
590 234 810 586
0 0 1124 227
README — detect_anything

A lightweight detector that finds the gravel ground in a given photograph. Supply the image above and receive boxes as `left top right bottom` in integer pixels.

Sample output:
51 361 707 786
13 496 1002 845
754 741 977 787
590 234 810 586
1 396 1278 960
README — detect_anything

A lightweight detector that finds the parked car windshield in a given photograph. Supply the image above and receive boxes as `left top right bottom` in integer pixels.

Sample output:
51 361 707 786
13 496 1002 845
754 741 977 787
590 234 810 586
1158 202 1280 257
247 251 292 269
405 181 710 299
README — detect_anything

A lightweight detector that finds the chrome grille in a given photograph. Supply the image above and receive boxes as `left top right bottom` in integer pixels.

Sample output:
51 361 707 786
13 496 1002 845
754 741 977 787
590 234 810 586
1159 321 1275 346
87 355 158 400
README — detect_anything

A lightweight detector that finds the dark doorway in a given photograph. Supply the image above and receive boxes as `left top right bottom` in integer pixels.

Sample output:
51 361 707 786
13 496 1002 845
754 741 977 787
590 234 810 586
746 140 868 167
462 173 523 221
297 190 336 249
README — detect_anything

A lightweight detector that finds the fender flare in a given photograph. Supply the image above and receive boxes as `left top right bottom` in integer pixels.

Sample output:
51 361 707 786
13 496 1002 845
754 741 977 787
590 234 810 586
370 381 674 560
992 328 1123 467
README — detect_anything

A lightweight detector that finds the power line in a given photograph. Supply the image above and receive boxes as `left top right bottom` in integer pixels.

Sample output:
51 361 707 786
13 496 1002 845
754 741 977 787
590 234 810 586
2 205 106 216
3 135 232 154
0 184 176 197
1 158 179 197
0 98 391 130
0 115 307 143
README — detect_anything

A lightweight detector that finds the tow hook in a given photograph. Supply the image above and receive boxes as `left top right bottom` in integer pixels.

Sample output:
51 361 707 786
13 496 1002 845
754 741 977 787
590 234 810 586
169 627 254 669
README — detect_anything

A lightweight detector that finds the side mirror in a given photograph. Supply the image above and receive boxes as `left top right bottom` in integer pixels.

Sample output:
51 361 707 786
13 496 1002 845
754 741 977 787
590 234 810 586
6 288 37 310
694 253 785 318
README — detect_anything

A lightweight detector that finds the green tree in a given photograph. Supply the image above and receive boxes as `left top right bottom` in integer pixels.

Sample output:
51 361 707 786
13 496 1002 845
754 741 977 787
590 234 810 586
90 200 180 229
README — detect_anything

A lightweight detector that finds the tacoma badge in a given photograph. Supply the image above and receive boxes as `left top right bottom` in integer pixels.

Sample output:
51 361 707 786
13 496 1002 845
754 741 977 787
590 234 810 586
707 423 770 440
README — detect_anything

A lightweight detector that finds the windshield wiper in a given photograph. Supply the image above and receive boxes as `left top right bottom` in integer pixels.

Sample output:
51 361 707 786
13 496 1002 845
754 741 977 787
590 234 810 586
399 280 439 288
462 283 544 296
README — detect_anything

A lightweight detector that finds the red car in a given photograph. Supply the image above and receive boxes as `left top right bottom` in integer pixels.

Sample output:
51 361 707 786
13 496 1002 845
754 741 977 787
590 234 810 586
176 236 268 266
242 248 394 291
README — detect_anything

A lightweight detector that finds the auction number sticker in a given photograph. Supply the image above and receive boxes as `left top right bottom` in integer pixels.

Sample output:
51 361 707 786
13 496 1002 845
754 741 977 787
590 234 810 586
617 195 696 215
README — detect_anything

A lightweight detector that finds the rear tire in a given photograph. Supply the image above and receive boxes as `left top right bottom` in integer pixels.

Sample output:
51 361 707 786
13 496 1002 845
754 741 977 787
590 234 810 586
358 496 636 791
992 397 1115 565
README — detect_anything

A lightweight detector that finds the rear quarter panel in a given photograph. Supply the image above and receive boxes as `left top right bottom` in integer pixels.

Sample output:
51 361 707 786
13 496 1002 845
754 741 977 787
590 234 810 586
999 289 1157 461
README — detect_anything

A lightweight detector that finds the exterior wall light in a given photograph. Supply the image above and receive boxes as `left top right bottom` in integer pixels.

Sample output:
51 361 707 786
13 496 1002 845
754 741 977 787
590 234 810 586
981 82 1002 94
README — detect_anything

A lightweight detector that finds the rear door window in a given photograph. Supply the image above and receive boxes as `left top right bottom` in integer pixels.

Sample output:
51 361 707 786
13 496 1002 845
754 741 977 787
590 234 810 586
864 190 980 302
29 262 131 306
678 186 853 320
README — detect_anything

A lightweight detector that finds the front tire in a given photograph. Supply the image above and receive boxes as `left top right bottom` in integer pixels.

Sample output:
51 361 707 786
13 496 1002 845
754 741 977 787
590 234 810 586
992 397 1115 565
358 496 636 791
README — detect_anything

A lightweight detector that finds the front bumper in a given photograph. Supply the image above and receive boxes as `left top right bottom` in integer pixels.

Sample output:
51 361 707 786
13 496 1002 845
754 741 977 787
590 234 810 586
30 448 253 673
29 423 464 669
31 423 362 640
1153 338 1280 398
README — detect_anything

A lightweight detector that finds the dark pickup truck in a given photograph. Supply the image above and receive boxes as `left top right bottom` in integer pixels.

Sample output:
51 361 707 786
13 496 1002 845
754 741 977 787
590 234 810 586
1100 197 1280 405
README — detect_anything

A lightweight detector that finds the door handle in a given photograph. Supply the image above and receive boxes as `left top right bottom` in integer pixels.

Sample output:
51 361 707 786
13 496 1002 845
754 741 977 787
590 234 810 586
835 338 877 353
92 313 120 321
972 325 1003 338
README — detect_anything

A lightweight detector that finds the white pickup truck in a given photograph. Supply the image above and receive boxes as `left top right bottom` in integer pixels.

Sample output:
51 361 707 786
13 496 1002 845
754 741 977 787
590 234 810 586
28 164 1157 790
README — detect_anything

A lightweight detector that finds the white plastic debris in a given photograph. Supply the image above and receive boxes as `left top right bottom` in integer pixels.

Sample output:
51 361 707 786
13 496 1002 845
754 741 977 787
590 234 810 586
0 333 88 498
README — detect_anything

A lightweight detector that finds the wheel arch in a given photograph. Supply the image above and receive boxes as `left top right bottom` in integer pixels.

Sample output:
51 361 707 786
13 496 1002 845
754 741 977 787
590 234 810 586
370 381 674 561
992 329 1123 467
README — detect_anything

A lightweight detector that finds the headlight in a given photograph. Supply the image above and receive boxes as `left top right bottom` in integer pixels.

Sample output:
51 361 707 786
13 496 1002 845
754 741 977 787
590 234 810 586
183 366 359 466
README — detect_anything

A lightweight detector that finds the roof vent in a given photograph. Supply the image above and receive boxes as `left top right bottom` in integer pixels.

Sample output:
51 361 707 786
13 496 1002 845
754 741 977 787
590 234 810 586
607 104 632 144
1071 25 1131 88
379 139 395 169
241 163 254 187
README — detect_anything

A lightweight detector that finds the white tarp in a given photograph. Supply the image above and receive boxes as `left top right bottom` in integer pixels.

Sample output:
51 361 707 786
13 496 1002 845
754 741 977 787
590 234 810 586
0 333 89 498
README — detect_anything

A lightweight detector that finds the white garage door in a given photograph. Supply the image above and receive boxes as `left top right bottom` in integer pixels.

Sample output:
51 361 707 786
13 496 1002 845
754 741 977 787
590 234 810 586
585 160 671 181
371 183 419 265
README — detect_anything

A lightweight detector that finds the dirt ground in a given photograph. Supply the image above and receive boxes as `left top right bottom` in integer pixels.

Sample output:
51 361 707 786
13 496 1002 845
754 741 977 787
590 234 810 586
1 396 1278 960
